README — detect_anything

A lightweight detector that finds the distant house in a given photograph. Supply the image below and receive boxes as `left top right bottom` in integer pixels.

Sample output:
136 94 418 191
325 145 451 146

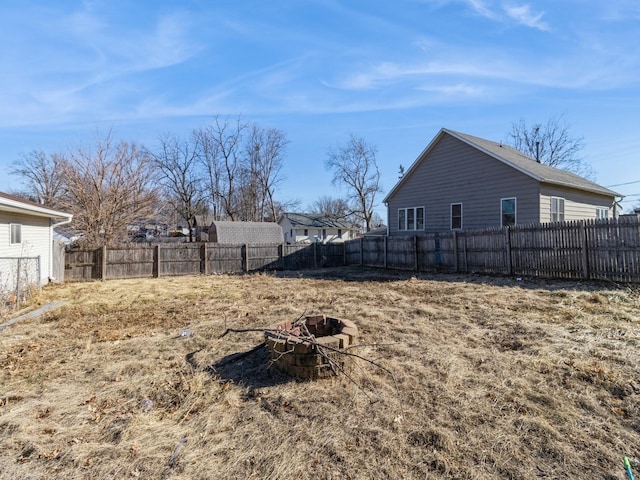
278 213 359 244
384 128 622 235
209 221 284 244
0 192 73 290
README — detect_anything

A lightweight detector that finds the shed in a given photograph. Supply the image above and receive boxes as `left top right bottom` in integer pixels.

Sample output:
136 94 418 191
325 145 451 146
209 221 284 245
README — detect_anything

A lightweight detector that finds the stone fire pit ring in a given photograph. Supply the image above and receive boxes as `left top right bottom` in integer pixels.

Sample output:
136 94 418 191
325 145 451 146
264 315 358 379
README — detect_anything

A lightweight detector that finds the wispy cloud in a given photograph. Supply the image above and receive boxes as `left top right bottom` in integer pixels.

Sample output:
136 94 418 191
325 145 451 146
503 3 549 31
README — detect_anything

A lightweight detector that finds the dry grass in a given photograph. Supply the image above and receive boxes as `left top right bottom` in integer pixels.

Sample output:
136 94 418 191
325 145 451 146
1 268 640 479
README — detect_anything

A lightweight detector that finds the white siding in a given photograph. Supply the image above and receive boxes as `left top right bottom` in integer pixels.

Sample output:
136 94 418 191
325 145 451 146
0 212 51 285
539 185 616 222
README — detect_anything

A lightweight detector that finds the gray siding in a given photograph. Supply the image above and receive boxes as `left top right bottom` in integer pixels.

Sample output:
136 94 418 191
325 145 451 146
387 134 541 234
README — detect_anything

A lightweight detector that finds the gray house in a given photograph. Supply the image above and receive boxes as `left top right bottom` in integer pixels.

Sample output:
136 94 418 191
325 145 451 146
278 213 359 244
209 221 284 244
384 128 622 235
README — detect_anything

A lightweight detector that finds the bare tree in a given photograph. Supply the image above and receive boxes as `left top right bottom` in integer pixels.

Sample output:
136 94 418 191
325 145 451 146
507 115 592 178
245 124 288 221
197 117 288 222
309 195 351 218
60 133 158 246
196 116 246 221
326 135 382 232
151 133 207 242
10 150 66 207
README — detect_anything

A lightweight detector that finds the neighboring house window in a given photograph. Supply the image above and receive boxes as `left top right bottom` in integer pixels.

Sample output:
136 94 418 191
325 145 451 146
501 198 516 227
596 207 609 219
303 229 308 236
398 207 425 231
451 203 462 230
322 229 327 239
10 223 22 245
551 197 565 222
338 229 342 238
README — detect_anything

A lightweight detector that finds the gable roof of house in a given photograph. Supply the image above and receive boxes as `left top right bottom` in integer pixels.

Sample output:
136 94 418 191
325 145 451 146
0 191 72 221
209 220 284 244
279 213 357 230
384 128 622 203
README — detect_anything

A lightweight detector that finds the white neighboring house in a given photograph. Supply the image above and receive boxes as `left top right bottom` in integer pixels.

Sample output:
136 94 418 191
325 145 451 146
0 192 73 292
278 213 359 244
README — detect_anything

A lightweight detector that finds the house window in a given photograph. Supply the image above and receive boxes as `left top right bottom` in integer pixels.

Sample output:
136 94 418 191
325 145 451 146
501 198 516 227
10 223 22 245
451 203 462 230
416 207 424 230
337 229 342 238
303 229 308 236
596 207 608 219
550 197 565 222
322 229 327 239
398 207 425 231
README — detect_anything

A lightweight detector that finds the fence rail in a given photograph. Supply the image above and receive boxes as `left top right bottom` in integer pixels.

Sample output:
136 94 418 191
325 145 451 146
64 217 640 283
65 242 345 281
348 217 640 283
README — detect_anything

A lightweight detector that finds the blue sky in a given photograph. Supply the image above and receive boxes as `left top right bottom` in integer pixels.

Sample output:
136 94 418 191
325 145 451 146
2 0 639 216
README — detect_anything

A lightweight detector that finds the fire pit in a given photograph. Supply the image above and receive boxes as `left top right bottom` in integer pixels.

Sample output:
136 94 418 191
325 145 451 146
264 315 358 379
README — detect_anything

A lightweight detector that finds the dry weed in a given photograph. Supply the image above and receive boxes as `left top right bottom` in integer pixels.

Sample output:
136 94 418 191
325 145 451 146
1 268 639 479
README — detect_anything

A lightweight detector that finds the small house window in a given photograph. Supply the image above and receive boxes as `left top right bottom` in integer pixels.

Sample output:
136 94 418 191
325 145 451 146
9 223 22 245
451 203 462 230
337 229 342 238
596 207 608 219
501 198 516 227
398 207 424 231
10 223 22 245
303 229 308 236
551 197 565 222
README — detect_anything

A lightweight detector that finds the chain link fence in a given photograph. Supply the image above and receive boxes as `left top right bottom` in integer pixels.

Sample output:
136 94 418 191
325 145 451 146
0 256 41 315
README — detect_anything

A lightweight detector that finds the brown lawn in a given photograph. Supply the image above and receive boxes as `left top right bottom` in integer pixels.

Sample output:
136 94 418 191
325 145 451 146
1 268 639 479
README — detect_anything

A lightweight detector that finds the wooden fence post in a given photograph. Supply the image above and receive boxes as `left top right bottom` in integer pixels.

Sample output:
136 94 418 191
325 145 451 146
580 221 589 279
153 245 160 278
201 243 208 275
384 236 388 269
359 237 364 266
414 236 419 271
243 244 249 272
101 245 107 280
280 244 286 270
343 242 347 266
505 226 513 276
453 230 458 273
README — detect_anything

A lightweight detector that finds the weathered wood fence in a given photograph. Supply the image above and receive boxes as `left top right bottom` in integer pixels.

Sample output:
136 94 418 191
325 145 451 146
65 243 346 281
65 217 640 283
346 217 640 283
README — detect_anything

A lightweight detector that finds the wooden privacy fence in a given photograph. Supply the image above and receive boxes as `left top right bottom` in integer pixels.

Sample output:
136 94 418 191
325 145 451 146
347 217 640 283
65 217 640 283
65 242 346 281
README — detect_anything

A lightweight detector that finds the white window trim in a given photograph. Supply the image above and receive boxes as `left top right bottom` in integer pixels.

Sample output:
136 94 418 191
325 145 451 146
501 197 517 227
596 207 608 219
450 203 463 230
550 196 565 222
398 206 425 231
10 223 22 245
